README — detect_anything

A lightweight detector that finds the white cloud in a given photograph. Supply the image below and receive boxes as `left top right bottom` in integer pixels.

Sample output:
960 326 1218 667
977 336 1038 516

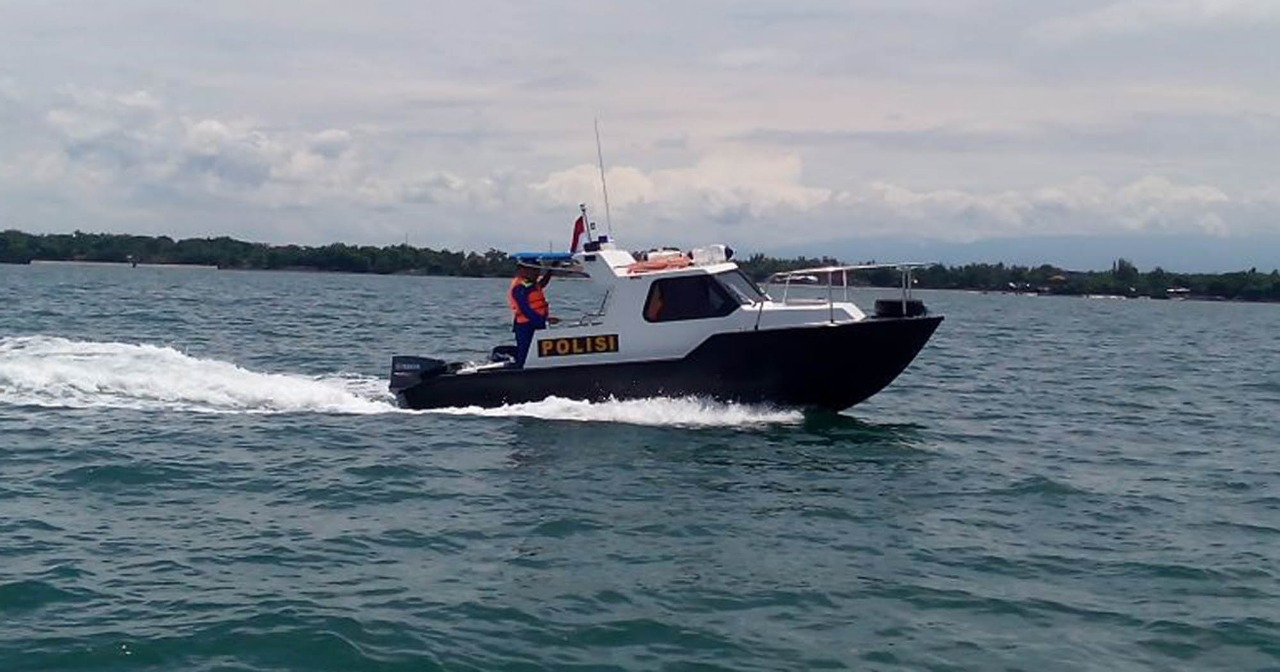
535 156 1258 246
820 176 1247 242
1114 175 1228 207
714 48 796 69
1030 0 1280 44
2 85 1272 250
0 1 1278 260
533 152 828 217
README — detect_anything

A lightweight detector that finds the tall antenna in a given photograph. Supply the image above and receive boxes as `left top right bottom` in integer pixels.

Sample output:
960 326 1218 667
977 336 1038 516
594 117 614 237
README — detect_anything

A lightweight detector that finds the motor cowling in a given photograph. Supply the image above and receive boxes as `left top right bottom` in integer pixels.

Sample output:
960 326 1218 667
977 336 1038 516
389 356 449 393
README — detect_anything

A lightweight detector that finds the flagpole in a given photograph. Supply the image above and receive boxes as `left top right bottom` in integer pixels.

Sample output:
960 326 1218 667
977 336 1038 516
594 117 613 238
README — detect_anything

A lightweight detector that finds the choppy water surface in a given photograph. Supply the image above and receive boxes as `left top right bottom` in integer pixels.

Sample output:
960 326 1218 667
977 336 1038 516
1 263 1278 671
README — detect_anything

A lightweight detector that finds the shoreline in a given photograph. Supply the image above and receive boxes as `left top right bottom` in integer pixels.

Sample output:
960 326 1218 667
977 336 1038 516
4 231 1277 302
7 259 1277 304
29 260 220 270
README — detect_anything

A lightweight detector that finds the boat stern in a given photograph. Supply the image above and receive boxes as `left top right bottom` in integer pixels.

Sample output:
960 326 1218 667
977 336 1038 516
389 356 449 406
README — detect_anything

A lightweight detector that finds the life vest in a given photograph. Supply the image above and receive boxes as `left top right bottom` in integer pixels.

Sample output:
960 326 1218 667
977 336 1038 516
509 277 549 324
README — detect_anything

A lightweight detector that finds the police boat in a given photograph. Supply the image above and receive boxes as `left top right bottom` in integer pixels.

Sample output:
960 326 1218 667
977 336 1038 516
389 230 943 411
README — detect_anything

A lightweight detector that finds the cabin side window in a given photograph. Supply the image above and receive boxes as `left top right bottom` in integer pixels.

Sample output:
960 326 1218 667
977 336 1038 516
643 276 738 322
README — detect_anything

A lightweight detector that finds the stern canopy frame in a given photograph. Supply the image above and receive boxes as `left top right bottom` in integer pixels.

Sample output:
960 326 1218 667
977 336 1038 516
767 262 934 322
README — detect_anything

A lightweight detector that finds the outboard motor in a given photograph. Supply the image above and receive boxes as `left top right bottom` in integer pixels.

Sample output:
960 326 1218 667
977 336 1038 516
389 356 449 394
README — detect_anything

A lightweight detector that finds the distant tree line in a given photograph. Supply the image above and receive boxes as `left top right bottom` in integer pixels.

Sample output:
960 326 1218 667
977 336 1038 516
3 231 1278 302
0 230 513 276
909 258 1280 302
737 254 1280 302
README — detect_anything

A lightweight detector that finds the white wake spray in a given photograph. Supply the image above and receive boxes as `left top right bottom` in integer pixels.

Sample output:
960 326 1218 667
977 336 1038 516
0 335 802 426
0 335 393 414
427 395 803 427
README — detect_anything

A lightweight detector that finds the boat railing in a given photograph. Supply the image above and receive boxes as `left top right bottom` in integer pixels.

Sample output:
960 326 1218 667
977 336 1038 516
764 262 934 323
563 314 607 328
557 288 611 328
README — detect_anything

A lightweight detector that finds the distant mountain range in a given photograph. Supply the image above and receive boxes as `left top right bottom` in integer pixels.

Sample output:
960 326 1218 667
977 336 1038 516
769 234 1280 273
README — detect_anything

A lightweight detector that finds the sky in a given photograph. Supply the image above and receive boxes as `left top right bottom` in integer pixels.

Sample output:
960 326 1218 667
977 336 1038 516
1 1 1278 268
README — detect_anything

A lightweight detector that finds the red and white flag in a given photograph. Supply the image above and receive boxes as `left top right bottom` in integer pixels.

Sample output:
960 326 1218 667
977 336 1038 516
569 215 587 252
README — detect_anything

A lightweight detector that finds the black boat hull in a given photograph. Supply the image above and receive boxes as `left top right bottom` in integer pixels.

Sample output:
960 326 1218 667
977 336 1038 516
393 315 942 411
389 316 942 414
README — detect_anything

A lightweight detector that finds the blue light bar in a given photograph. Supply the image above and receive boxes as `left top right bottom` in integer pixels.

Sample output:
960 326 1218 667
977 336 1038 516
511 252 575 262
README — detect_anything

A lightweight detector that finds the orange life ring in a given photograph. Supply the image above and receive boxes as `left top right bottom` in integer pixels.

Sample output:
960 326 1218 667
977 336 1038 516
626 256 692 274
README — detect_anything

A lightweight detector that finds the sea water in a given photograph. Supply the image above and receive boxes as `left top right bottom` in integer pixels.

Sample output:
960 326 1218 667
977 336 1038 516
1 264 1277 670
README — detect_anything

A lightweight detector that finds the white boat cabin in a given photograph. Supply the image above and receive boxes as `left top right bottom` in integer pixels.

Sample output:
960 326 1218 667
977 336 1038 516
515 238 872 370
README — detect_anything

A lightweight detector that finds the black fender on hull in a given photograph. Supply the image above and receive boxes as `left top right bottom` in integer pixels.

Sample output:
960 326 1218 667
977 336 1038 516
393 315 943 411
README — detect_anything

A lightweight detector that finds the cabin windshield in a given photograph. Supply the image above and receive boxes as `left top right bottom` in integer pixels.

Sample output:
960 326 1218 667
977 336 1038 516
714 270 767 305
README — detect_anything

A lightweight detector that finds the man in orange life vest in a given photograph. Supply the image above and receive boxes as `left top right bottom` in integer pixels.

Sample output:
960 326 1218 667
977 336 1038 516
508 265 559 368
